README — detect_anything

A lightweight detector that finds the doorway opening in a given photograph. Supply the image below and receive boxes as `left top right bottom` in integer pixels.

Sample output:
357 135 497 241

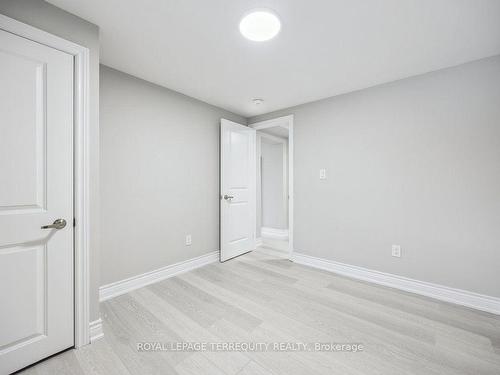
250 116 294 259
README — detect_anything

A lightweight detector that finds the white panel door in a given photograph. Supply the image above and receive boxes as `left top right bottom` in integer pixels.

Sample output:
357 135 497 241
0 29 74 374
220 119 256 262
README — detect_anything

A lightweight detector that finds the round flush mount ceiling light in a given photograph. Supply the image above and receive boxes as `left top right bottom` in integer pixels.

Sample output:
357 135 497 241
239 10 281 42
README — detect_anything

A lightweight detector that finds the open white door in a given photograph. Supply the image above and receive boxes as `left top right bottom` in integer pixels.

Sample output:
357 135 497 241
220 119 256 261
0 29 74 374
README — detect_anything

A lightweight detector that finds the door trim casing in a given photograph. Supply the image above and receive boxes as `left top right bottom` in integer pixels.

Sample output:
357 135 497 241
250 115 294 259
0 14 92 348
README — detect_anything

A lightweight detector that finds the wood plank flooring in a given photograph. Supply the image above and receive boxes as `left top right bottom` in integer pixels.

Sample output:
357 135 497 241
19 248 500 375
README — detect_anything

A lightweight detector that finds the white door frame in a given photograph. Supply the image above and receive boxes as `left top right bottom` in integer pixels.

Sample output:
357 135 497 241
0 15 92 348
249 115 294 258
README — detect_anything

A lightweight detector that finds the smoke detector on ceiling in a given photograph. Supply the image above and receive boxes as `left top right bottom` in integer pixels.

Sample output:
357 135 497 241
252 98 264 105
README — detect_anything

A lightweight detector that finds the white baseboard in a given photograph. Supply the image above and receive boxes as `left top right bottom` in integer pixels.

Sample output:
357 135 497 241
292 252 500 315
256 237 263 247
89 318 104 343
261 227 289 240
99 251 219 302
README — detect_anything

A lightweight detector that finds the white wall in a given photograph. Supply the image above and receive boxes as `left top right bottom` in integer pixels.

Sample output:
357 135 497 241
0 0 101 322
250 55 500 298
100 66 245 286
261 138 288 230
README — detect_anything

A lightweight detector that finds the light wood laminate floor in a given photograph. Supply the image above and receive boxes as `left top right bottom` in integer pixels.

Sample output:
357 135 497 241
19 248 500 375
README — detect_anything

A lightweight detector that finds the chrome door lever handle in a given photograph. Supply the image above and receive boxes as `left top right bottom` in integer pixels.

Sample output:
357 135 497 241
41 218 67 230
223 195 234 200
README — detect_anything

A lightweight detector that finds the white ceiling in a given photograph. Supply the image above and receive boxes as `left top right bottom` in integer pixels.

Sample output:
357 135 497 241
48 0 500 117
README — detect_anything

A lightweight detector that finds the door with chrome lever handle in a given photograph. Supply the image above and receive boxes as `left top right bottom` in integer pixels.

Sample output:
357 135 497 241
41 218 67 230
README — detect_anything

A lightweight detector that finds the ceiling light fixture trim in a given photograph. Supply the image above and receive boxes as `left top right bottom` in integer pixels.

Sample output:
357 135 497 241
239 9 281 42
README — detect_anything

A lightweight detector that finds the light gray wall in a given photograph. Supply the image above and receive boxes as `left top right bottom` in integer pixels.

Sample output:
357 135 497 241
0 0 101 321
261 139 288 230
100 66 245 285
250 55 500 298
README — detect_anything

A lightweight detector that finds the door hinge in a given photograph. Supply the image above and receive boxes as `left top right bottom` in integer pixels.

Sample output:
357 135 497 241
73 218 76 227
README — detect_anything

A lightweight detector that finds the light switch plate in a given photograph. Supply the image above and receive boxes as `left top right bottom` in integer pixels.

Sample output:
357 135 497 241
185 235 192 246
319 168 327 180
391 245 401 257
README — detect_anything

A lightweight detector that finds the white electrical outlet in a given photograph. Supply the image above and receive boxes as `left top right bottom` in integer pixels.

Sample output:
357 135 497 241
185 234 192 246
319 168 327 180
391 245 401 258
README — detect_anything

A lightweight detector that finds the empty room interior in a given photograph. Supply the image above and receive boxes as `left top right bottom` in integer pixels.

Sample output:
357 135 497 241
1 0 500 374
